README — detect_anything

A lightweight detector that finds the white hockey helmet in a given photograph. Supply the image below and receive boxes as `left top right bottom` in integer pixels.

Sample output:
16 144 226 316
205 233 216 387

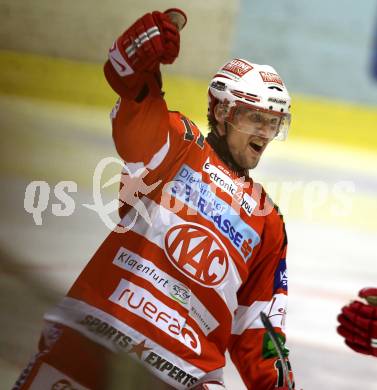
208 58 291 140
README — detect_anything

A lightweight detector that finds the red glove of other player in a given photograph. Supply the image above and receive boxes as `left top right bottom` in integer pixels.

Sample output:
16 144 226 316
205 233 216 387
108 11 182 77
337 287 377 357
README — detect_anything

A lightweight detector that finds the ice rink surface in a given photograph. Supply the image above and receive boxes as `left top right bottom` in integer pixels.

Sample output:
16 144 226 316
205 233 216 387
1 95 376 389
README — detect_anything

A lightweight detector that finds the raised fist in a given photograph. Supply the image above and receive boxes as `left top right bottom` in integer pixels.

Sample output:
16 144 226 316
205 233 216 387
108 10 184 77
337 287 377 357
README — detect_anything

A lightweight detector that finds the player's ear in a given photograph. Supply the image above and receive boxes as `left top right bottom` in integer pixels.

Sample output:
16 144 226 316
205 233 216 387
214 103 226 123
214 103 227 136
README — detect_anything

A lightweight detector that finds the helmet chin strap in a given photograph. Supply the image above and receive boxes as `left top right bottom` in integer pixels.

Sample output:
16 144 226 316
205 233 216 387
206 124 249 177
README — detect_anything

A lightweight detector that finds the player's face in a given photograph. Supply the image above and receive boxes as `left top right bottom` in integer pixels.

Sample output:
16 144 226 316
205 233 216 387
223 106 281 169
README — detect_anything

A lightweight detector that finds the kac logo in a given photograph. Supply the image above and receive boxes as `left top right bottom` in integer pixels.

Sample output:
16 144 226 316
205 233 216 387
164 223 229 287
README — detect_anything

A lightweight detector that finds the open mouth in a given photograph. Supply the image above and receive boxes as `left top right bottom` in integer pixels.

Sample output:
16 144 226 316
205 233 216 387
249 141 263 153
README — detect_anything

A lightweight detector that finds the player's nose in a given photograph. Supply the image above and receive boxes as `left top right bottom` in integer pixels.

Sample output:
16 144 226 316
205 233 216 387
255 122 271 138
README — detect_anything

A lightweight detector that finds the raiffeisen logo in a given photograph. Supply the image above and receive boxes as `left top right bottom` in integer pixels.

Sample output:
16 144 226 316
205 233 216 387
203 159 257 216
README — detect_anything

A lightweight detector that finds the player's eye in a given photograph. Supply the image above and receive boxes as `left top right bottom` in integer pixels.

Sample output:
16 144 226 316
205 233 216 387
269 118 281 133
249 113 263 122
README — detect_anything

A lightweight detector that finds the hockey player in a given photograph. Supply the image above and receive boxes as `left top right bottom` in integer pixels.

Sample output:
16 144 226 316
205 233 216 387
14 9 295 390
337 287 377 357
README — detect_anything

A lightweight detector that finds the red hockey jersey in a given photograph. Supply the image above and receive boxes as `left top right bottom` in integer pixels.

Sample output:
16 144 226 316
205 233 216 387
45 67 293 389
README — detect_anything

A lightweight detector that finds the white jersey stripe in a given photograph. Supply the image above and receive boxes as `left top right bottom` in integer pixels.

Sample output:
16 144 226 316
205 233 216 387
44 297 208 389
146 132 170 170
231 293 287 335
119 197 242 316
109 279 202 355
112 246 219 335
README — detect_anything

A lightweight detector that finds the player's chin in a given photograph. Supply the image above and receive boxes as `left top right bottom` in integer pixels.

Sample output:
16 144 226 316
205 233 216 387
238 155 260 170
232 146 262 170
245 158 260 170
244 149 262 169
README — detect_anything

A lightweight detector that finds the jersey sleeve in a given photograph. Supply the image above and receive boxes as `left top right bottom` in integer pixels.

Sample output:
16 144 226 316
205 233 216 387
104 51 206 170
228 208 294 389
110 93 172 169
104 56 205 219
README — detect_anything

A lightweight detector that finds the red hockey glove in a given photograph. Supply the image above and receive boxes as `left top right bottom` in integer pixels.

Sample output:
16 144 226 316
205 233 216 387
104 9 185 98
108 11 181 77
337 287 377 357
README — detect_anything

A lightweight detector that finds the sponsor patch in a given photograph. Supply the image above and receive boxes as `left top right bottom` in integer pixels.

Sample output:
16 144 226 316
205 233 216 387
259 71 283 85
113 248 169 288
78 314 133 351
221 59 253 78
109 279 202 355
266 294 287 329
169 282 191 305
112 247 219 335
77 314 198 387
169 165 260 261
262 332 289 359
210 80 226 91
268 97 287 105
45 298 203 389
203 158 256 216
274 259 288 292
232 293 287 335
144 351 198 387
